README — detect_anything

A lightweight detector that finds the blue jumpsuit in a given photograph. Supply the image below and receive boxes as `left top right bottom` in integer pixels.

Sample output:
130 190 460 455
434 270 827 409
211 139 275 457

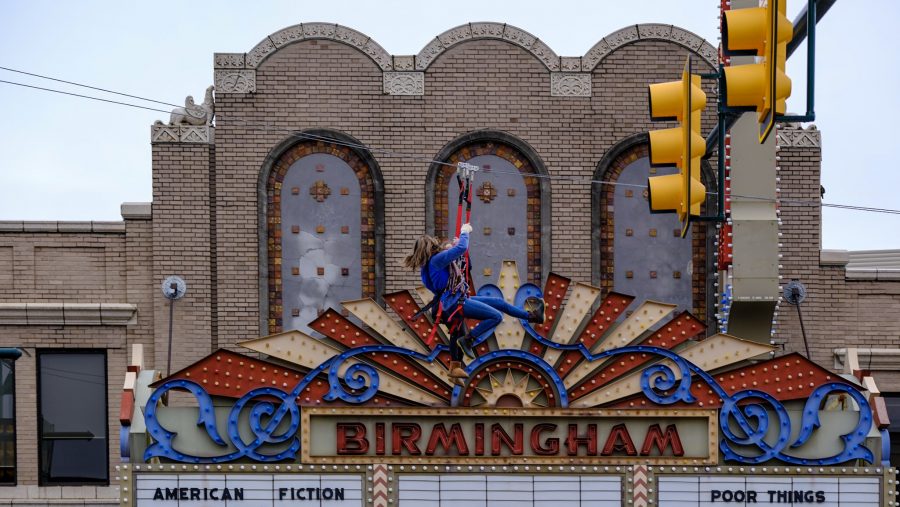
421 231 530 359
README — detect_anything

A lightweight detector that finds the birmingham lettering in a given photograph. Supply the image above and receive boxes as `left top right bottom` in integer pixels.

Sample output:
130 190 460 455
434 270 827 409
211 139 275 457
336 422 684 456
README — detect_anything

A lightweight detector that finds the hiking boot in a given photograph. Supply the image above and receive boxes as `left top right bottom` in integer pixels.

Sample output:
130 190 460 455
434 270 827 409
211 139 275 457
459 335 476 359
524 296 546 324
449 361 468 381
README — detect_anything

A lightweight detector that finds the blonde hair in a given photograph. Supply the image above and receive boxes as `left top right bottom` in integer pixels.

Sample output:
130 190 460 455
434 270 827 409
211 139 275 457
404 235 441 270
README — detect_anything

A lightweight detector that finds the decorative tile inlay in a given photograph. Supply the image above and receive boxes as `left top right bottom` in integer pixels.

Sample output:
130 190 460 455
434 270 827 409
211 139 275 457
476 181 498 203
550 73 591 97
383 72 424 95
309 180 332 202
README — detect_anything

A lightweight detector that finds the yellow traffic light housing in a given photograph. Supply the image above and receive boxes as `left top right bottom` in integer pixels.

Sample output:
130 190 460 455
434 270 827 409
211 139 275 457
722 0 793 142
647 57 706 238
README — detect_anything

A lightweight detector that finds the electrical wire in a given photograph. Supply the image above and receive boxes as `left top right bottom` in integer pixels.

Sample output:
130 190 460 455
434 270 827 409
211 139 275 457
3 68 900 216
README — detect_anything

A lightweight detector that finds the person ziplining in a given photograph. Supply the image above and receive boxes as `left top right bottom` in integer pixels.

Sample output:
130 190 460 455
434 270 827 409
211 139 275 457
403 162 545 385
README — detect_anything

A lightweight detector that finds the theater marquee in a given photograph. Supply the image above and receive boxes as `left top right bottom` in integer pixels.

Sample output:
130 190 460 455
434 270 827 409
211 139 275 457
301 408 717 464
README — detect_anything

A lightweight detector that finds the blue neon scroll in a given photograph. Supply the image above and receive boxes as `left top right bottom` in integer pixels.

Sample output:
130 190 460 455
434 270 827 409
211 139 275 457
143 282 875 465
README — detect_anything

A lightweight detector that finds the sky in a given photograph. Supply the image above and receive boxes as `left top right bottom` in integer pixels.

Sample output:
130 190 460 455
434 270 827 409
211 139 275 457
0 0 897 251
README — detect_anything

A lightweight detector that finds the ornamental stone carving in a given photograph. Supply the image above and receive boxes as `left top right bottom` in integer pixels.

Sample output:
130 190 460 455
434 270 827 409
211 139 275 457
604 25 640 51
393 55 415 71
221 22 717 99
437 25 472 46
245 37 276 69
383 72 424 96
154 86 214 126
415 23 561 72
415 37 446 70
214 70 256 94
213 53 244 69
244 23 392 71
776 124 821 148
582 24 717 72
502 25 537 49
551 73 591 97
151 125 214 144
560 57 582 72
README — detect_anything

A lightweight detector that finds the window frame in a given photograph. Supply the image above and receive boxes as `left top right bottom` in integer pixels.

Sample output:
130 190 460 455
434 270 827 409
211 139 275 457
36 349 108 486
0 357 16 486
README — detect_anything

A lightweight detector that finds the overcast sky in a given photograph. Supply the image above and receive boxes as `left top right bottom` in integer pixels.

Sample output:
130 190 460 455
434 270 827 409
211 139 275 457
1 0 897 251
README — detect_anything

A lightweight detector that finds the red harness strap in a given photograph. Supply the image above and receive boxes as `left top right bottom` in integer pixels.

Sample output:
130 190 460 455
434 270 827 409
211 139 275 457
424 168 475 349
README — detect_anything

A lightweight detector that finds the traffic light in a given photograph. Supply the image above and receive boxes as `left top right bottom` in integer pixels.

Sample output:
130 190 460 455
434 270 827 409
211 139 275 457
647 57 706 238
722 0 793 142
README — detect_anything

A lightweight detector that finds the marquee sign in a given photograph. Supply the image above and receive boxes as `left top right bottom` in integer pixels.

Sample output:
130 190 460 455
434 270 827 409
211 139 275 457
302 408 716 464
125 262 887 484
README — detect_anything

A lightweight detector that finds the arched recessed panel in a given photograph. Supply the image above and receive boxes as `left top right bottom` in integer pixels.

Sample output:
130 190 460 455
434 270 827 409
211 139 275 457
266 140 380 335
447 155 528 285
613 156 692 311
595 139 709 320
432 141 544 286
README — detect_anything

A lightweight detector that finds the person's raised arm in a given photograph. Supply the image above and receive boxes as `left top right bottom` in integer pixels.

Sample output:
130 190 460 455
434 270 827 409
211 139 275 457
429 227 470 270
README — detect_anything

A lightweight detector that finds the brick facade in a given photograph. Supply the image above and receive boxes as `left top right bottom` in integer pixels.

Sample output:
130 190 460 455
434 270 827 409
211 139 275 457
0 22 897 505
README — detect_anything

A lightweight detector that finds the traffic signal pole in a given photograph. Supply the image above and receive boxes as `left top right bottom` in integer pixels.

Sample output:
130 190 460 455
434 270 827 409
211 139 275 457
704 0 835 157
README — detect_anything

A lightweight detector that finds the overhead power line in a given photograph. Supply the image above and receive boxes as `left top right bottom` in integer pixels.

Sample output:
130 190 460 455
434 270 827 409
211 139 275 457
1 69 899 217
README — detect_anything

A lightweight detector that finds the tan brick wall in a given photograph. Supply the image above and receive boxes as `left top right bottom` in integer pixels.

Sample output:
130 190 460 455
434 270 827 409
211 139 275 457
152 143 214 372
774 142 900 389
214 38 717 349
0 219 152 502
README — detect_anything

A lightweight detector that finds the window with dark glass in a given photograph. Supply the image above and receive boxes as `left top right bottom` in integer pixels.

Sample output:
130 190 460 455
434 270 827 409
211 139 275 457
38 351 107 485
0 358 15 484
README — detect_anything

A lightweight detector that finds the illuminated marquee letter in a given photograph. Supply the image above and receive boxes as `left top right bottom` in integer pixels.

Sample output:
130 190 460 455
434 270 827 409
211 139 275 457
530 423 559 455
425 423 470 456
336 423 369 455
640 423 684 456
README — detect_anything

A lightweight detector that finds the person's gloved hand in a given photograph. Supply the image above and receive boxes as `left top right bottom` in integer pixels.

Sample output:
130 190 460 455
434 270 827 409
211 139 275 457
460 223 473 234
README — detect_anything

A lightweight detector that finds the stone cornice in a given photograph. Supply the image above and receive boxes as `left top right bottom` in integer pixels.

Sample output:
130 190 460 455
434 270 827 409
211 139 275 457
0 303 138 326
0 221 125 233
212 22 717 97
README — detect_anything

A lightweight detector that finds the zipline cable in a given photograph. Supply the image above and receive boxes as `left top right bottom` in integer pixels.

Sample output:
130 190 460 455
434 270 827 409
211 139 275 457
2 71 899 216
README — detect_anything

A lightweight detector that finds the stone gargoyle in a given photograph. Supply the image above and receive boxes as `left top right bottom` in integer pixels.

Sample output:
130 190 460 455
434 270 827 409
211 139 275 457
155 85 214 126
